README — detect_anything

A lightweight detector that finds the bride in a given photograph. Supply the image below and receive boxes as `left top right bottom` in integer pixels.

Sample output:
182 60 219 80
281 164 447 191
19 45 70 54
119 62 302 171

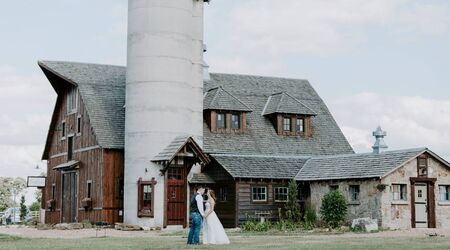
203 190 230 245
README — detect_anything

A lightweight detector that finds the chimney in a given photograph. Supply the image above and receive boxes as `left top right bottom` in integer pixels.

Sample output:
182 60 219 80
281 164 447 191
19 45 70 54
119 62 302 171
372 126 388 154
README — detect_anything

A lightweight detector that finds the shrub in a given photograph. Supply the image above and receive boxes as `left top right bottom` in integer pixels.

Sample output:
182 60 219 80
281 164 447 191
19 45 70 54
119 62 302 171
20 195 28 221
304 205 317 230
320 191 347 228
285 180 301 222
241 220 272 232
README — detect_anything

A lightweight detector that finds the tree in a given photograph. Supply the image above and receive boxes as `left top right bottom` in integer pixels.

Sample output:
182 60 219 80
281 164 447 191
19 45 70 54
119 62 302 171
0 177 26 211
284 179 301 222
320 191 347 228
20 195 28 221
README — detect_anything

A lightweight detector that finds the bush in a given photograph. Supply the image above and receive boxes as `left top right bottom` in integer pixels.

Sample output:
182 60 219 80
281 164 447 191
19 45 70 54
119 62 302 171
320 191 347 228
285 180 301 222
304 205 317 230
241 219 272 232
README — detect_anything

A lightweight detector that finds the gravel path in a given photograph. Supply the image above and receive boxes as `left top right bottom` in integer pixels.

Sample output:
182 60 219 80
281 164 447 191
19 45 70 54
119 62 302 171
1 225 449 239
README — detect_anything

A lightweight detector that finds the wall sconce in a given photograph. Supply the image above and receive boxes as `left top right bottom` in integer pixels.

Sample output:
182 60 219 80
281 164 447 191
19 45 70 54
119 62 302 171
145 168 148 173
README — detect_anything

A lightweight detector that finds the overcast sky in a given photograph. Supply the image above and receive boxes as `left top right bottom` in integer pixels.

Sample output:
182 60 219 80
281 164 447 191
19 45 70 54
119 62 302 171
1 0 450 202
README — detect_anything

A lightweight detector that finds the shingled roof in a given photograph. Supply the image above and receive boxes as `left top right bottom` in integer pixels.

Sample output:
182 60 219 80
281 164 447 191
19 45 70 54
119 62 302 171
204 86 252 112
39 61 354 156
295 148 428 181
262 92 317 116
210 154 309 179
39 61 125 150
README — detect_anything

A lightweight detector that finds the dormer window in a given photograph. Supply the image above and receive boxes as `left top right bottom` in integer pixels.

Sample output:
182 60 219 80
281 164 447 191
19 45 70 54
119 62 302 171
296 118 304 132
283 117 291 132
204 86 252 134
231 114 241 129
262 92 317 137
217 113 226 129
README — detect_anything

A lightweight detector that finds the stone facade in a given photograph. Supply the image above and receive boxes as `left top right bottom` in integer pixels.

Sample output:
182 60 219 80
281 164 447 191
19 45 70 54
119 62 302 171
309 154 450 229
380 154 450 229
309 179 382 225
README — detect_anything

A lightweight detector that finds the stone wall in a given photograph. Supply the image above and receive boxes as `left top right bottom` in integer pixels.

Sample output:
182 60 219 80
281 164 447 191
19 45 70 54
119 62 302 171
380 155 450 229
310 179 382 225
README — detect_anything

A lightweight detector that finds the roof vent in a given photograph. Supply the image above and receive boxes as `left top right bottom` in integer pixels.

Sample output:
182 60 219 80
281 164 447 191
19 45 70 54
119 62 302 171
372 126 388 154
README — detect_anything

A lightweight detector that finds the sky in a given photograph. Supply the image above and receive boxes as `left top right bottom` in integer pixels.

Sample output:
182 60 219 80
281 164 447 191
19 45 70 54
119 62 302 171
1 0 450 203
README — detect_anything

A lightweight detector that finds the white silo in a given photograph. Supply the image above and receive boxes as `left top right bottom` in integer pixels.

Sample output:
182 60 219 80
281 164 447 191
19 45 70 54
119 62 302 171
124 0 206 227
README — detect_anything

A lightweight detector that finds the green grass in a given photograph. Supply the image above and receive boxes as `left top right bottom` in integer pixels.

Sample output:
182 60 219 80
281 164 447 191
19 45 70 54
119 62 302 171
0 233 449 250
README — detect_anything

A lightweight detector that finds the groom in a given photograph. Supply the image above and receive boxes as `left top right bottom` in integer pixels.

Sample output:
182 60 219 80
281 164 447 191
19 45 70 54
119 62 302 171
187 186 206 245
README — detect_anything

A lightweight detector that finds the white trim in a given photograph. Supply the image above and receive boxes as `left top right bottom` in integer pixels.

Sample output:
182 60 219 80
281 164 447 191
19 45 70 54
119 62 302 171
74 145 101 153
50 152 67 159
261 95 272 116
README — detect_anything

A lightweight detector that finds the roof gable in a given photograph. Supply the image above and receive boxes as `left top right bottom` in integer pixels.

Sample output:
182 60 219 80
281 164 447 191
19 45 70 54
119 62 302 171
262 92 317 116
152 135 210 167
204 86 252 112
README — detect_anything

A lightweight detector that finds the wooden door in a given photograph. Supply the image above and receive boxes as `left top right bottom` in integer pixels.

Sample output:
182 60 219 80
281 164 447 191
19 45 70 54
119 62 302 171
414 183 428 228
62 172 78 223
166 167 186 226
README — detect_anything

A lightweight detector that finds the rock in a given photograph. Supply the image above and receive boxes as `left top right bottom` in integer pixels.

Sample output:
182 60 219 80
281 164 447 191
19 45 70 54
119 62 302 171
83 222 93 229
36 223 54 230
55 223 84 230
351 218 378 232
114 223 143 231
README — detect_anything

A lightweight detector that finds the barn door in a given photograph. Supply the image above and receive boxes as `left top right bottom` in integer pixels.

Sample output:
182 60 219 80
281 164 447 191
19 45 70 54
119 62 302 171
414 183 428 228
62 172 78 223
166 167 186 226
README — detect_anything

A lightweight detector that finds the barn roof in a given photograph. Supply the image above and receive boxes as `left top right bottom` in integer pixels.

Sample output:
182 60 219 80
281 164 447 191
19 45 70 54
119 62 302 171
210 154 309 179
295 148 428 181
39 61 354 156
204 86 252 112
262 92 317 116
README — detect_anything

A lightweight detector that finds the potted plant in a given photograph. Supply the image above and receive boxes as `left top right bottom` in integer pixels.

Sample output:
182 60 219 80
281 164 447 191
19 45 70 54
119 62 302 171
81 198 92 210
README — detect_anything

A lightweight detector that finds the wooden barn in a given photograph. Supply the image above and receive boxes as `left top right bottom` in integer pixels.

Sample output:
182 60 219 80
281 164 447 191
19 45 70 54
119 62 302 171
38 61 450 229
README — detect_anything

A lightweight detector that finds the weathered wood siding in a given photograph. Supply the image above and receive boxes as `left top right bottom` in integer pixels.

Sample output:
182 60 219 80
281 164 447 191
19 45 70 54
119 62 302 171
44 84 124 224
236 180 290 225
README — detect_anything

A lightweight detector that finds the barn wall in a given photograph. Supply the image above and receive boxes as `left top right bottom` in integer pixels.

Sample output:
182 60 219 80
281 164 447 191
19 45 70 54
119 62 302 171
309 179 382 225
44 87 123 224
381 155 450 229
236 180 291 225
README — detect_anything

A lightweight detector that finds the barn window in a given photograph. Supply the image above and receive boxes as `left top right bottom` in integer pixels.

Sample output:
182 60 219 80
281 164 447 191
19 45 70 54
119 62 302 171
52 184 56 200
274 187 289 202
67 136 74 161
231 114 240 129
349 185 360 201
283 117 291 132
296 118 304 132
67 87 78 113
219 187 228 202
86 181 92 198
417 156 428 177
137 178 157 217
76 116 82 135
61 121 66 138
251 186 267 202
217 113 226 129
392 184 407 201
439 185 450 201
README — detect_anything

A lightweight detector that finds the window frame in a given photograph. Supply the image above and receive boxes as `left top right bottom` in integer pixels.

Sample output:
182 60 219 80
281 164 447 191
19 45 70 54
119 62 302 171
66 87 78 114
86 180 92 199
231 113 241 129
296 118 304 133
61 121 66 140
76 115 82 136
137 177 157 217
392 184 408 201
349 185 360 202
218 187 228 203
439 185 450 201
273 186 289 203
216 112 226 129
67 135 74 161
251 186 268 203
283 117 291 132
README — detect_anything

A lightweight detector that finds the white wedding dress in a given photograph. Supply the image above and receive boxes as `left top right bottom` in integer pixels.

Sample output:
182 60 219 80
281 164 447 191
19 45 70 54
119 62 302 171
202 202 230 245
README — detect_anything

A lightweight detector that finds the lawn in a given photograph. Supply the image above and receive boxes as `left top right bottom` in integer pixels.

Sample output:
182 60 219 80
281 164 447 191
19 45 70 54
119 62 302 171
0 233 449 250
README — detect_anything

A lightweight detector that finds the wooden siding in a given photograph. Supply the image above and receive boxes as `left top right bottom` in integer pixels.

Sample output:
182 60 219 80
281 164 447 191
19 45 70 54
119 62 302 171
236 180 290 225
44 84 124 224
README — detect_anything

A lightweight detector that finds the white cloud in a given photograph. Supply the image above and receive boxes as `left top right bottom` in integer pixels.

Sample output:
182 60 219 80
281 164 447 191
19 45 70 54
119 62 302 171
329 92 450 161
0 65 52 203
205 0 450 74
